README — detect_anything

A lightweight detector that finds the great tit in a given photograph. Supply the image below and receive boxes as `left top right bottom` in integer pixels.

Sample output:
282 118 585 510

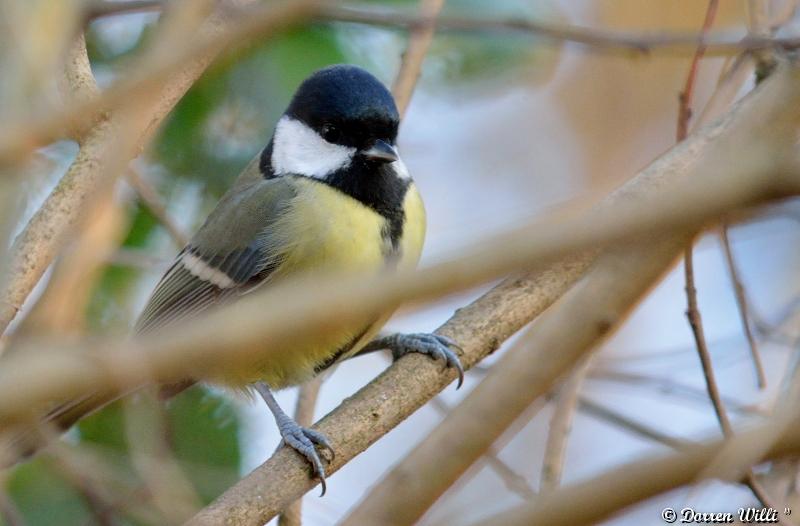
31 65 462 490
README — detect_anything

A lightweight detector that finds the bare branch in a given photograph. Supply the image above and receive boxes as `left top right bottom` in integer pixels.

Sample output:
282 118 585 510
317 4 800 56
0 1 321 165
474 410 800 526
58 33 100 140
677 4 779 514
0 0 318 337
183 61 800 526
540 357 592 493
429 396 537 501
719 225 766 387
391 0 445 118
85 0 164 21
124 167 188 248
341 229 692 526
578 396 696 451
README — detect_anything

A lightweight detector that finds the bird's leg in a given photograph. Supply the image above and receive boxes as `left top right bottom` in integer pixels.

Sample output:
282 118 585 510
359 333 465 388
254 381 334 495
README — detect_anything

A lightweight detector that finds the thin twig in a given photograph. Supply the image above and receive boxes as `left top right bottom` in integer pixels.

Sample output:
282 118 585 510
391 0 446 118
747 0 780 81
578 396 696 451
719 226 766 387
0 1 319 166
339 218 693 526
472 408 800 526
3 63 800 462
679 0 732 434
124 167 188 248
540 357 592 493
85 0 164 21
678 2 781 515
83 1 800 58
589 369 765 417
32 60 791 525
676 1 719 141
0 1 319 338
429 397 537 501
684 251 734 432
317 4 800 55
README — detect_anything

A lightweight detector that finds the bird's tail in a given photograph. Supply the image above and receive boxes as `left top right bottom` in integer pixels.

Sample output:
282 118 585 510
2 380 196 466
1 390 120 465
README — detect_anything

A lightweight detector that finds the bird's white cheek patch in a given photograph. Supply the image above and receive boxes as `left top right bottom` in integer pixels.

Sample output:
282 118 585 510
271 117 356 178
390 157 411 180
181 252 235 289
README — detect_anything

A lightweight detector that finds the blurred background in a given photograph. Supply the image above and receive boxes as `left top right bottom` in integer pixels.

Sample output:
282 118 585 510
4 0 800 524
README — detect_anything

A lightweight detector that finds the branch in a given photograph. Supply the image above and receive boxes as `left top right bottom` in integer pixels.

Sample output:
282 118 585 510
82 1 800 59
578 396 696 451
341 223 693 526
719 225 766 387
185 60 800 526
0 2 784 440
540 357 592 493
85 0 163 21
124 167 188 248
391 0 445 118
474 410 800 526
0 0 318 337
429 396 537 501
678 3 780 513
58 33 100 140
0 0 321 165
316 4 800 56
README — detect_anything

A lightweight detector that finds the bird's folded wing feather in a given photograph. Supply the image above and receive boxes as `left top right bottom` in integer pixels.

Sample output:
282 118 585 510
135 177 297 334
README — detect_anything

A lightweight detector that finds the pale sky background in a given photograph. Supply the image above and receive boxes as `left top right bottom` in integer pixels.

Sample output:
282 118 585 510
12 1 800 525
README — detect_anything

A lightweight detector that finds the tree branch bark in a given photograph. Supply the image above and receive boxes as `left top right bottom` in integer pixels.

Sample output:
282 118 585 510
186 58 800 526
474 410 800 526
0 0 318 338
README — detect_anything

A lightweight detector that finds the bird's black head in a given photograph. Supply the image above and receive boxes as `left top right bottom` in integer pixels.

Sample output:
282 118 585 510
287 65 399 149
265 65 404 180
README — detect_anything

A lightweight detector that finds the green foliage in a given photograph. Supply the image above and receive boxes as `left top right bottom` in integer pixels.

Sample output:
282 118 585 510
428 0 563 88
87 202 159 332
5 387 241 525
9 6 564 524
165 387 242 503
5 459 94 526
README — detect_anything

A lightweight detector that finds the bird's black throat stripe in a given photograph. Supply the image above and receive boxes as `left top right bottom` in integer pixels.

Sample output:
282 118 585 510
324 160 409 253
260 142 410 252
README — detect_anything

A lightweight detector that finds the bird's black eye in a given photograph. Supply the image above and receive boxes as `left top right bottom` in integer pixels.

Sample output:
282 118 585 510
321 124 341 143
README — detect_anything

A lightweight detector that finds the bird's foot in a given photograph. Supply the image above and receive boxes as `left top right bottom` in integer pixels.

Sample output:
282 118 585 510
276 416 334 496
381 333 464 388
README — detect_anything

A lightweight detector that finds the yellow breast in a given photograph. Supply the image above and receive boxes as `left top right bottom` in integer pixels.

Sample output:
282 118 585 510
220 176 426 389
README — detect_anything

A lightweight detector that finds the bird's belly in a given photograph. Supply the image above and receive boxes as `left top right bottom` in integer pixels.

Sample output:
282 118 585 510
216 179 411 389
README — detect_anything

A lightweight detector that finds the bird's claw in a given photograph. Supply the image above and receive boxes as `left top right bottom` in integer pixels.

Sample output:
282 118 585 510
278 419 334 496
388 333 465 388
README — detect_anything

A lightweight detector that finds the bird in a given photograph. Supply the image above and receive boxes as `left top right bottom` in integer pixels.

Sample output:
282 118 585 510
16 64 463 491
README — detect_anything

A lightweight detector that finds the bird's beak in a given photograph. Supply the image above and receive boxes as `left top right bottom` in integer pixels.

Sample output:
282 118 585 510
362 139 398 163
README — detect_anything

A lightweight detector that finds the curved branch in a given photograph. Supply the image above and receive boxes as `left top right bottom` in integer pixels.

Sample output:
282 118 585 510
391 0 446 118
474 410 800 526
0 0 318 337
187 60 800 526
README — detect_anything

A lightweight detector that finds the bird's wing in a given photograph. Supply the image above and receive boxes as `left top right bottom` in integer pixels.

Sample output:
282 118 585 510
134 177 297 334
